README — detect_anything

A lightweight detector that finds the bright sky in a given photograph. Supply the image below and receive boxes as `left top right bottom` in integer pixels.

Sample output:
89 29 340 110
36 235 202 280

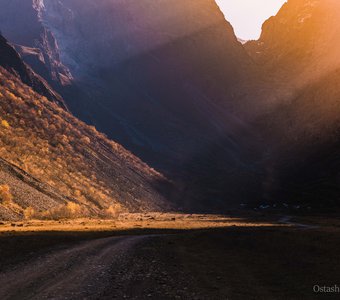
216 0 287 40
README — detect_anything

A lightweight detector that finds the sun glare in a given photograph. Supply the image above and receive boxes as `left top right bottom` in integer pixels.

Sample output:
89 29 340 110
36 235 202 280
216 0 287 40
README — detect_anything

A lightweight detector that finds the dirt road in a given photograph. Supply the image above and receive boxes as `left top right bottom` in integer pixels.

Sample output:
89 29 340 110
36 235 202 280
0 233 209 300
0 236 141 299
0 217 339 300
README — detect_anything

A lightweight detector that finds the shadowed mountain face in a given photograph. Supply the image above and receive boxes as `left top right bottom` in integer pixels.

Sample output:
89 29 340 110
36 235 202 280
245 0 340 210
0 35 66 107
252 70 340 210
0 0 73 88
163 0 340 211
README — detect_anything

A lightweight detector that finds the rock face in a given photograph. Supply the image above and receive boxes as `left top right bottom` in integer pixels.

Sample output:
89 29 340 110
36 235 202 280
0 0 73 87
0 34 66 107
245 0 340 209
246 0 340 83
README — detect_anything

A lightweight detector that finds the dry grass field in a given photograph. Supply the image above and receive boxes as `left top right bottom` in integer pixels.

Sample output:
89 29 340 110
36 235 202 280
0 213 285 234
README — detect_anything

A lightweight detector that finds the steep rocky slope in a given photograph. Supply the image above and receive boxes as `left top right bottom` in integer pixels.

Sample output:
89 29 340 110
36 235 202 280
0 157 70 220
0 37 170 220
0 35 65 108
246 0 340 210
0 0 72 87
246 0 340 84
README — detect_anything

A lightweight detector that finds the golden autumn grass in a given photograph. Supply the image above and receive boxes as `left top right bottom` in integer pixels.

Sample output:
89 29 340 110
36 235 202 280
0 67 167 219
0 184 12 205
0 213 288 234
0 183 125 220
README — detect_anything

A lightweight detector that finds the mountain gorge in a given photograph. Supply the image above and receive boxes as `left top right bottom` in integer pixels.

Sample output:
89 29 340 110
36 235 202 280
0 35 65 108
0 0 264 210
0 0 72 88
1 0 256 172
0 0 339 215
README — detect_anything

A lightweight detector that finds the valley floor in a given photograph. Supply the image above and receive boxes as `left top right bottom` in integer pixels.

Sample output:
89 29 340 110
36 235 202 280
0 214 339 300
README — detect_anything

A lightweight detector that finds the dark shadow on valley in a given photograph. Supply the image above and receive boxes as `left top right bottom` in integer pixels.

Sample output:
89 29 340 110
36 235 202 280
1 222 340 299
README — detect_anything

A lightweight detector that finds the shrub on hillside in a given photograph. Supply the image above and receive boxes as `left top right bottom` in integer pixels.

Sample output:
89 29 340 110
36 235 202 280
1 120 10 128
0 184 13 205
104 203 125 219
23 206 36 219
36 201 88 220
0 67 163 218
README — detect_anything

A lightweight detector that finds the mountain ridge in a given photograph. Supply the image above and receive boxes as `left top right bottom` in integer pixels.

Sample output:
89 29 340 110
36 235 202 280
0 34 171 220
0 34 66 108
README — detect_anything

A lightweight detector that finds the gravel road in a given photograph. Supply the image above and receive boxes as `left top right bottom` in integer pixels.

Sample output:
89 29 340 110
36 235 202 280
0 222 338 300
0 235 166 300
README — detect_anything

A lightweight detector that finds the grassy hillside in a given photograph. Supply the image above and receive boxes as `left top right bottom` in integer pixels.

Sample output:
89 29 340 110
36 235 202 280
0 67 170 220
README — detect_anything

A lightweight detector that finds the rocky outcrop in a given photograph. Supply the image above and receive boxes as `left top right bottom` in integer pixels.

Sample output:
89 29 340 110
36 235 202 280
0 34 66 107
0 0 73 87
246 0 340 84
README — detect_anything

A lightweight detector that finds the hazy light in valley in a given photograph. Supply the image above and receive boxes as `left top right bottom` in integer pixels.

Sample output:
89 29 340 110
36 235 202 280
216 0 287 40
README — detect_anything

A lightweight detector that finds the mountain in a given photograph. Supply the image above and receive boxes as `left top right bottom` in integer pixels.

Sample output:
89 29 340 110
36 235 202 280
0 0 72 88
0 34 66 108
246 0 340 84
245 0 340 210
0 35 170 220
0 0 263 210
0 0 255 171
0 0 338 213
160 0 340 211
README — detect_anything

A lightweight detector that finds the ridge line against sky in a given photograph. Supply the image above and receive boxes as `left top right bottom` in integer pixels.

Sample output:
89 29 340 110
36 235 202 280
216 0 287 40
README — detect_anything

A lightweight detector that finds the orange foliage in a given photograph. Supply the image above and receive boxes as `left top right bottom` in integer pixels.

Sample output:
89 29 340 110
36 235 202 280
0 184 13 205
0 67 164 216
1 120 10 128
